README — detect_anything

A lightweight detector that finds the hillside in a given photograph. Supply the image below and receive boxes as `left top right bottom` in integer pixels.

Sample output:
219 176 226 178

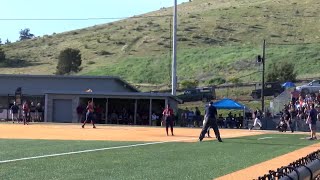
1 0 320 88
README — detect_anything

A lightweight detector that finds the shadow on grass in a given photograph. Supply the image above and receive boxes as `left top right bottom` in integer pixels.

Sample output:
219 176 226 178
0 58 48 68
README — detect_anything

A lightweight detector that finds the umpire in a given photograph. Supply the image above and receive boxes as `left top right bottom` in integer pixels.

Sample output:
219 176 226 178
199 101 223 142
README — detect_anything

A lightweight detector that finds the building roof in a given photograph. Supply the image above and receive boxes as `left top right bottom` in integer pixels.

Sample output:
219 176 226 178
44 90 182 103
0 74 139 95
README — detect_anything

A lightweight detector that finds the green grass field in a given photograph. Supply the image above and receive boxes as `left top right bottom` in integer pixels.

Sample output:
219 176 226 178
0 134 317 180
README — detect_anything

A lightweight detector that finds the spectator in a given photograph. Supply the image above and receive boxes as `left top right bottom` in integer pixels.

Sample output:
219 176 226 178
194 107 201 127
30 102 36 122
277 117 288 132
307 104 318 140
291 88 300 105
10 102 20 123
187 110 194 127
110 111 118 124
35 103 43 122
95 105 103 123
76 104 84 123
217 114 224 128
151 112 158 126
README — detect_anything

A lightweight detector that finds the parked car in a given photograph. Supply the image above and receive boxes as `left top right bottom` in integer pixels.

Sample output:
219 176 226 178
177 87 216 103
251 82 285 99
296 80 320 94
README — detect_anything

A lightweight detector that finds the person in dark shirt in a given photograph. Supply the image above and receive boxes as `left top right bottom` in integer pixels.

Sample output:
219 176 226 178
10 102 20 123
308 104 318 140
194 107 201 127
199 101 222 142
283 108 294 133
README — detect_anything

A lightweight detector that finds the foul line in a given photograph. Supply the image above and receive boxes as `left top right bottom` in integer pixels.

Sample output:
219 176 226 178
258 137 273 140
0 138 197 164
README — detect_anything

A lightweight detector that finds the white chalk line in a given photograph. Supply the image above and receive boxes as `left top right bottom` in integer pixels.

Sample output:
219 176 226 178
0 132 263 164
0 138 197 164
258 137 274 140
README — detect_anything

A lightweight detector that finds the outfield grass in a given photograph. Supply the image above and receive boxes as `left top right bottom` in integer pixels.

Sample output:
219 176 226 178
0 134 317 180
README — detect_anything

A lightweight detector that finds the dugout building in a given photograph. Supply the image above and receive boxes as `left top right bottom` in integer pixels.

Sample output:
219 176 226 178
0 74 180 125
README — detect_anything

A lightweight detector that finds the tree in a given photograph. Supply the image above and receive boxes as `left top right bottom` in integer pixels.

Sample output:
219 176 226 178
0 38 2 45
0 48 6 62
266 61 297 82
5 39 11 44
56 48 82 75
19 28 35 40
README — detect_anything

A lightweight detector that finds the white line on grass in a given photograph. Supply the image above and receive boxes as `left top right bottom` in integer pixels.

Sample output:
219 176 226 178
258 137 273 140
0 138 197 164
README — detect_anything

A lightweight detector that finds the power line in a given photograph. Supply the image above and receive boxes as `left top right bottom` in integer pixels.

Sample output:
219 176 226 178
0 15 173 21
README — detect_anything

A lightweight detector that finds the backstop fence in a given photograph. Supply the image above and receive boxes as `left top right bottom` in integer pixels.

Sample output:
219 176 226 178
257 149 320 180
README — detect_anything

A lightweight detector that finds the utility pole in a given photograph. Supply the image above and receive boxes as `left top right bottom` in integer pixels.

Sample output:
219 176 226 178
171 0 177 96
261 40 266 115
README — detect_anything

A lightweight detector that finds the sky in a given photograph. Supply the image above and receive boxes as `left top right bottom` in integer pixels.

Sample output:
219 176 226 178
0 0 189 42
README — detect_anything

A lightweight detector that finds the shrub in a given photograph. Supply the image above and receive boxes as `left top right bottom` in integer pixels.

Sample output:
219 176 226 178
267 61 297 82
56 48 82 75
98 50 113 56
87 61 95 65
228 77 242 84
208 77 226 85
180 80 199 89
0 48 5 62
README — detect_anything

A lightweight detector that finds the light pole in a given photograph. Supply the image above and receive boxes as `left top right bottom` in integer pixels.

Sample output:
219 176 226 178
171 0 177 96
257 40 266 115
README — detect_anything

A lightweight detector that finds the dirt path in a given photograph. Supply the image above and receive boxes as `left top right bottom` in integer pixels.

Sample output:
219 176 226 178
0 123 316 179
216 140 320 180
0 123 265 142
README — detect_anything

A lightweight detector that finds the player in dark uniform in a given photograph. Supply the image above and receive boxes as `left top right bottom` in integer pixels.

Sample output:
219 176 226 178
199 101 222 142
82 100 96 128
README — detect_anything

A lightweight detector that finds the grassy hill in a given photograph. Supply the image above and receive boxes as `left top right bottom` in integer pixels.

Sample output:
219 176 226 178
1 0 320 88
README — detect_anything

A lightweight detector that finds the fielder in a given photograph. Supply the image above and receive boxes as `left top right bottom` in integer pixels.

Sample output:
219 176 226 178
249 109 262 130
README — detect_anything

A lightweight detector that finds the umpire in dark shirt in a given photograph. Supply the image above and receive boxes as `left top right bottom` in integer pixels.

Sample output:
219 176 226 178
199 101 222 142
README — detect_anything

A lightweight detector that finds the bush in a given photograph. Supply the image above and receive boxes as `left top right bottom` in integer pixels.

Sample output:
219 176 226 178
87 61 95 65
98 50 113 56
180 80 199 89
0 48 5 62
267 61 297 82
208 77 226 85
56 48 82 75
228 77 242 84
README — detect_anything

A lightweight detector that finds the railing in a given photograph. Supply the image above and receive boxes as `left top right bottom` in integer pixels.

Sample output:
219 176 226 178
257 150 320 180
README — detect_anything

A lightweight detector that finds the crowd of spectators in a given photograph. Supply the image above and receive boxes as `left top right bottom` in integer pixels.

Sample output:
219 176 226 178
77 103 162 125
9 101 44 123
276 88 320 132
179 108 245 129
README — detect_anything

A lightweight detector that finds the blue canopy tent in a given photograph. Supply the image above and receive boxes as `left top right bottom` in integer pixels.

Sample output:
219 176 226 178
212 98 251 122
213 98 247 110
282 82 296 89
